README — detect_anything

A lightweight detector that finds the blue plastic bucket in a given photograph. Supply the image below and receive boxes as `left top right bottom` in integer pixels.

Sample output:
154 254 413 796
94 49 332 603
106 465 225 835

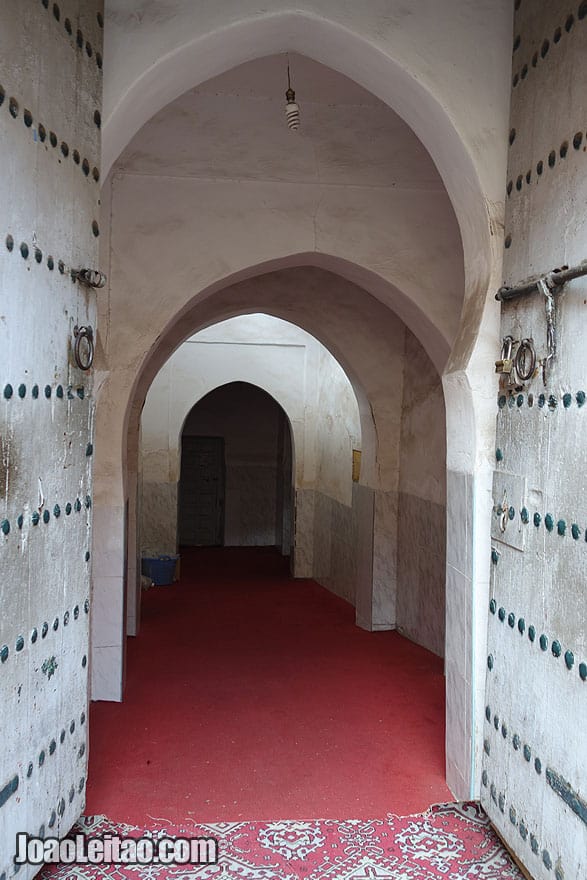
141 555 179 586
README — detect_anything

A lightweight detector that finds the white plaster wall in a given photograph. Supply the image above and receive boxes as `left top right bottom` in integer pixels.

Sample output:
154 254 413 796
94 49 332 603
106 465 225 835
315 346 361 506
397 333 446 657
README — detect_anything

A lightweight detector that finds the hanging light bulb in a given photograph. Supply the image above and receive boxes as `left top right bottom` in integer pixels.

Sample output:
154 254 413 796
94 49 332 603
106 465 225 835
285 61 300 130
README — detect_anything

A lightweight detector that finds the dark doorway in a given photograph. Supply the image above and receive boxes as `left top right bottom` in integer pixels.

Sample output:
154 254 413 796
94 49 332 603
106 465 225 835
178 382 293 550
179 436 225 546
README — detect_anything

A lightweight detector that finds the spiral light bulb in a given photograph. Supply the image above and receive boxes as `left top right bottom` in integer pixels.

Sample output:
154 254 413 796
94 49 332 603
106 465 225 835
284 60 300 131
285 87 300 130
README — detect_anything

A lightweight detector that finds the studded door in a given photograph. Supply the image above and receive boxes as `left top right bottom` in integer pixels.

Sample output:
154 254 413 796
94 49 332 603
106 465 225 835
0 1 102 874
482 2 587 879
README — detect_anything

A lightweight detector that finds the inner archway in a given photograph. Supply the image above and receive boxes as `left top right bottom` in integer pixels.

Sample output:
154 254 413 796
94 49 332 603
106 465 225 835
88 310 449 822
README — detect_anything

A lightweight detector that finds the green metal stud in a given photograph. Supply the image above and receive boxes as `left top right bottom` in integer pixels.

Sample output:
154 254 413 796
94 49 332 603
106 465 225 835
545 514 554 531
519 823 527 840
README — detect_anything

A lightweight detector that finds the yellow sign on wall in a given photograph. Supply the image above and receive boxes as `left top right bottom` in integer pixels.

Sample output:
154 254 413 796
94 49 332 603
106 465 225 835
352 449 361 482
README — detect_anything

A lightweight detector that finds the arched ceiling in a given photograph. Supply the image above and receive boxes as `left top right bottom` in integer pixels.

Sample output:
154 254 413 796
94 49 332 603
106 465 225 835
101 2 511 370
103 55 465 380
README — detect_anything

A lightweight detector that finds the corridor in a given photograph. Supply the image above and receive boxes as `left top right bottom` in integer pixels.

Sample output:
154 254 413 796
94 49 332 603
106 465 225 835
86 548 450 825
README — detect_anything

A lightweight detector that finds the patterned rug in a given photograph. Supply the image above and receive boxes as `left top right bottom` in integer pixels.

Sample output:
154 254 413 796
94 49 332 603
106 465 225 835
40 803 524 879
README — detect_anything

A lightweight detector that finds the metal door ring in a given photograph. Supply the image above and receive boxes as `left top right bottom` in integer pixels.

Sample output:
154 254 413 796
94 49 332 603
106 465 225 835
73 325 94 371
515 338 536 382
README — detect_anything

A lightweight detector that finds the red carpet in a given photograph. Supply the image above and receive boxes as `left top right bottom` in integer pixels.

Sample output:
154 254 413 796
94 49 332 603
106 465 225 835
86 548 451 824
40 806 524 879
